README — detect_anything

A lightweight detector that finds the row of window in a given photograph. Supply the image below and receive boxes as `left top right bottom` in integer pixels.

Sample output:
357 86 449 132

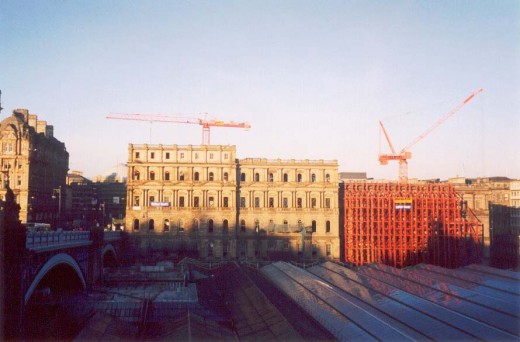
135 196 228 208
132 170 332 183
240 172 331 183
134 170 229 181
240 197 332 209
132 218 332 234
134 195 333 209
135 151 230 161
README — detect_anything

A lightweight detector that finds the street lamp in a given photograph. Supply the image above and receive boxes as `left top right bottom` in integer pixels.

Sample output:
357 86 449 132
52 186 62 228
99 202 105 228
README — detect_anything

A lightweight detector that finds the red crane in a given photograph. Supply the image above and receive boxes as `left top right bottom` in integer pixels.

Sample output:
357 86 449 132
106 113 251 145
379 88 484 182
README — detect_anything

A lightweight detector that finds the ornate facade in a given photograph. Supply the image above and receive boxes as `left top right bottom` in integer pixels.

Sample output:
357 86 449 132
0 109 68 225
125 144 340 261
126 144 238 259
237 158 340 260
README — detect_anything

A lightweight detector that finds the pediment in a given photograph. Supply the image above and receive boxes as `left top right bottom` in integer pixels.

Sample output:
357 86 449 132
1 130 17 140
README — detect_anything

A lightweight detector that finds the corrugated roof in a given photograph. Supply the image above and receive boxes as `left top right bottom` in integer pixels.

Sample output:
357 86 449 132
260 261 519 341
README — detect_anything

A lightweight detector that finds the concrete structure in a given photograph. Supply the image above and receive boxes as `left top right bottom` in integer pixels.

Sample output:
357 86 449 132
124 144 340 261
0 109 69 225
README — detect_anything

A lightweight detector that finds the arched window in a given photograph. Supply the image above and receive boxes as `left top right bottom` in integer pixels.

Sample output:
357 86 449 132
192 218 200 232
149 171 155 180
134 171 140 180
312 220 317 233
240 173 246 181
240 219 246 232
208 219 214 233
149 219 155 231
223 172 229 181
207 242 214 257
298 219 303 228
254 220 260 232
283 173 288 182
326 173 330 182
133 219 139 231
311 173 316 182
223 219 229 234
254 173 260 181
326 220 331 233
163 219 170 232
297 173 302 182
194 172 200 181
209 172 214 181
164 171 170 181
179 172 185 181
269 173 274 182
179 219 185 232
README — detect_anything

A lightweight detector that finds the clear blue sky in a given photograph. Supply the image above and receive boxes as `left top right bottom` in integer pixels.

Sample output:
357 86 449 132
1 1 519 180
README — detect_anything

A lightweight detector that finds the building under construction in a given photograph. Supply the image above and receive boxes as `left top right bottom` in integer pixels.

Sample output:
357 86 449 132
341 182 483 268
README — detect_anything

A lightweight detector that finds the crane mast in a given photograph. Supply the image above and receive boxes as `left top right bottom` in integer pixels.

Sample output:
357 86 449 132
106 113 251 145
379 88 483 182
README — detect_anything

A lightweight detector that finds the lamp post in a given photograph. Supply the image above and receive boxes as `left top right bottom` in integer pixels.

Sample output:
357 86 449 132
100 202 105 228
52 186 62 228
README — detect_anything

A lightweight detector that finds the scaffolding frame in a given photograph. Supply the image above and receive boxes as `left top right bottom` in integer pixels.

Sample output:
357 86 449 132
342 182 482 268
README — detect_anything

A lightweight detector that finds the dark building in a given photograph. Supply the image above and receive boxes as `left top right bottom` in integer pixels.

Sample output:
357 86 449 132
66 170 126 230
489 203 520 269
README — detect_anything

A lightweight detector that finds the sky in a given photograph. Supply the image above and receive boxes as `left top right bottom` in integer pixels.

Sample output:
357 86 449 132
1 1 519 181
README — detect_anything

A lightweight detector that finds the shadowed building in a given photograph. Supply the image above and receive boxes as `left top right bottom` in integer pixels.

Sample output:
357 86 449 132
125 144 238 259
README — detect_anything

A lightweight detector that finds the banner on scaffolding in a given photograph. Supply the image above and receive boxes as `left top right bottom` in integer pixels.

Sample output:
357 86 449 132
394 198 412 210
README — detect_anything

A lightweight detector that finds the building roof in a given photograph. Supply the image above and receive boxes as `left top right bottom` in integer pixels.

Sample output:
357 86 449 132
260 261 519 341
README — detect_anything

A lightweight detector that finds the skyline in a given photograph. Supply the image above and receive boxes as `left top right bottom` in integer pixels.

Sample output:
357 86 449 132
1 1 519 180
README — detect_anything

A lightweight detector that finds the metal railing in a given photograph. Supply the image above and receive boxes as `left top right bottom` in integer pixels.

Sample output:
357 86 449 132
25 230 91 250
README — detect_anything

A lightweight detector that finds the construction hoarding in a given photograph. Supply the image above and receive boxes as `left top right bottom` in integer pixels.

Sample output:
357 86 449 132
342 182 482 268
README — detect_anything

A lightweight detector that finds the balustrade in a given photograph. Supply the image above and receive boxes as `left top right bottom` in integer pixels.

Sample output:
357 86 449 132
25 230 91 250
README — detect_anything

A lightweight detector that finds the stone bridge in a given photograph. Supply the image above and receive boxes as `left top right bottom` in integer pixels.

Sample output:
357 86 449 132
1 227 123 339
23 229 123 304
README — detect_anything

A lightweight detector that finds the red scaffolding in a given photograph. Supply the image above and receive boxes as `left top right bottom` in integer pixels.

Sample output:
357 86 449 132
342 182 482 268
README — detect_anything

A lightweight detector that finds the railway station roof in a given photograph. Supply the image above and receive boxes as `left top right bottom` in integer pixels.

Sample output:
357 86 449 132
260 261 520 341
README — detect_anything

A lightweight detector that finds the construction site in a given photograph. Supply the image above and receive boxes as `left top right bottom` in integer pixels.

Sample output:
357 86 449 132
341 182 482 268
339 88 486 269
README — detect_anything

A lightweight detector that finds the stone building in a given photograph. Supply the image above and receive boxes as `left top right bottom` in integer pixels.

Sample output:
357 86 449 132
449 176 514 261
126 144 238 259
0 109 68 225
237 158 340 260
124 144 340 261
510 180 520 208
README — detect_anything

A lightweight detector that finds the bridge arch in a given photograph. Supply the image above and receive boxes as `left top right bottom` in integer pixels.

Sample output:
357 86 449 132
24 253 86 305
102 244 118 268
